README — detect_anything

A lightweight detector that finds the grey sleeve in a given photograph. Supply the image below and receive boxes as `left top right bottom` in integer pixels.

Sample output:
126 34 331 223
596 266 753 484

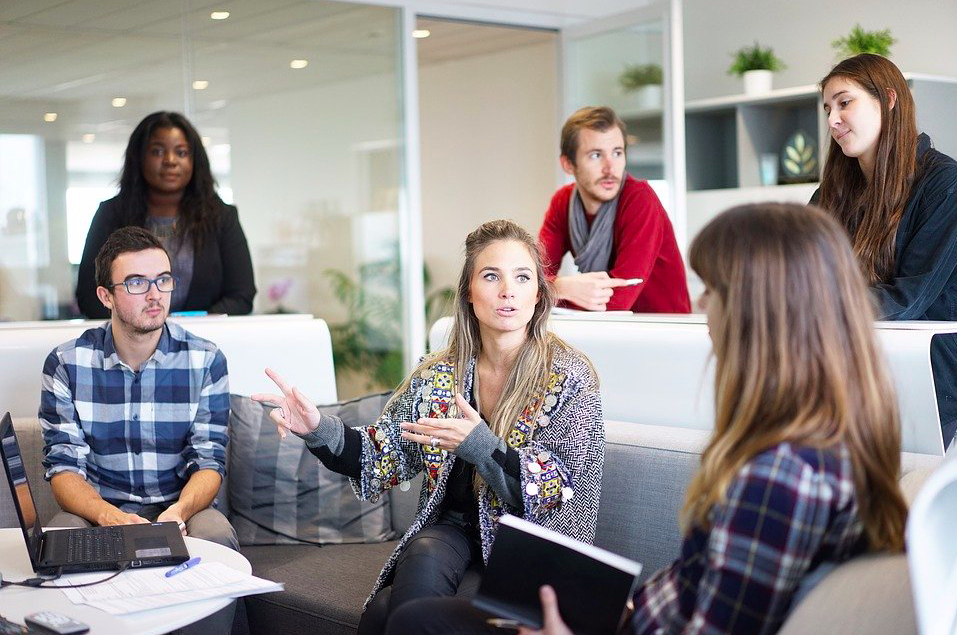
298 413 346 455
455 421 523 508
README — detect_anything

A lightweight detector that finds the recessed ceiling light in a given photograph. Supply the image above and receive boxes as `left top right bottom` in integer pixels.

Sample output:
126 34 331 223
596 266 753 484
112 97 127 108
43 112 57 123
412 29 431 39
208 99 227 110
82 133 95 143
201 136 211 146
192 80 209 90
210 11 229 20
289 59 308 69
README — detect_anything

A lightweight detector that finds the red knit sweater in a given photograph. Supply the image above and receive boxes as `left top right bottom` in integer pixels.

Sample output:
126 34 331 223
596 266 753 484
539 175 691 313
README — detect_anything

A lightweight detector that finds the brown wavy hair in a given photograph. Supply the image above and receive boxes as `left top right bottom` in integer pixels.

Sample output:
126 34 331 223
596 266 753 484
685 202 907 552
818 54 917 284
388 220 576 492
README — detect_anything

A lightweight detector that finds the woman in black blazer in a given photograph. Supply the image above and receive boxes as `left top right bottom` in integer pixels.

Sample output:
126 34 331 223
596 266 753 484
76 111 256 318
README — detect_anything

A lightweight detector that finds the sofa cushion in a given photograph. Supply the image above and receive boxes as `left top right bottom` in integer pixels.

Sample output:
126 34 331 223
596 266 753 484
228 393 393 546
596 421 709 582
777 553 916 635
242 541 399 635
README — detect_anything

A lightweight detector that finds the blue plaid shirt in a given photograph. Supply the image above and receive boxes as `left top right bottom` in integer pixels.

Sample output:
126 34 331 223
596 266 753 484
629 443 867 635
39 321 229 510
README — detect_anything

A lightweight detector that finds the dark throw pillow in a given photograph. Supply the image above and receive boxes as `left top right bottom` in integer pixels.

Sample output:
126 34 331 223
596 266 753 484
228 391 393 546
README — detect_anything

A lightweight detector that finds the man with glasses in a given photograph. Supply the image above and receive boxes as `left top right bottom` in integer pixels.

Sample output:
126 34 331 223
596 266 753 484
39 226 237 550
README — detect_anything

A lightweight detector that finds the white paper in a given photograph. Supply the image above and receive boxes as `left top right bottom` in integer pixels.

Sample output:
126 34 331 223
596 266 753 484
54 562 283 615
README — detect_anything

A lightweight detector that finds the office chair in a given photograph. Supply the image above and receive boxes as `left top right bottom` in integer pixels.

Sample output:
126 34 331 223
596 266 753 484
907 450 957 635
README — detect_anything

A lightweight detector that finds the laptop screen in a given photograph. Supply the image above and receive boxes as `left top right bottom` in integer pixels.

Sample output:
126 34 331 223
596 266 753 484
0 413 43 566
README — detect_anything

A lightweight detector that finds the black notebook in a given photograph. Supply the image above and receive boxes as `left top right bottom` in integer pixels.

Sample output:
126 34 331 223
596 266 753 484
473 514 642 634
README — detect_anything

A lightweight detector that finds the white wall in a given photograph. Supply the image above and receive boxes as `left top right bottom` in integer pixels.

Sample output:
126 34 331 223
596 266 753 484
226 71 402 322
683 0 957 101
418 41 559 292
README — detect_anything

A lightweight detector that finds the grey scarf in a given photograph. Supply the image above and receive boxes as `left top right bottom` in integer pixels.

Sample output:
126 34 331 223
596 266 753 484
568 183 623 273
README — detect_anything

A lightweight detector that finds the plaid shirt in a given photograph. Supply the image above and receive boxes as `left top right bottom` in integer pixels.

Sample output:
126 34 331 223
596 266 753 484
628 442 866 635
39 321 229 510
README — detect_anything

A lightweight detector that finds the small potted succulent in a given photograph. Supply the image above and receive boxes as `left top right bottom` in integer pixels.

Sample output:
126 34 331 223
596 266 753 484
832 24 895 58
618 63 664 111
728 41 786 95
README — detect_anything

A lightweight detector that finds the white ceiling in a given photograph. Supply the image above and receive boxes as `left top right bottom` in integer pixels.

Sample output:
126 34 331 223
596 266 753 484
416 17 554 65
0 0 561 146
0 0 396 143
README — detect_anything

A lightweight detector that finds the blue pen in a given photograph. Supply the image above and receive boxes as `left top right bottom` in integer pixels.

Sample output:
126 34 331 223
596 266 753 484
166 556 201 577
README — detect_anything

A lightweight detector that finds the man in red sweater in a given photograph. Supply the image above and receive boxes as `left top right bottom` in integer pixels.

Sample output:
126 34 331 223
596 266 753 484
539 106 690 313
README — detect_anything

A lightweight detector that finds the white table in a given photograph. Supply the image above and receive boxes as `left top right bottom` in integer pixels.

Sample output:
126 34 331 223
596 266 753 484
0 529 251 634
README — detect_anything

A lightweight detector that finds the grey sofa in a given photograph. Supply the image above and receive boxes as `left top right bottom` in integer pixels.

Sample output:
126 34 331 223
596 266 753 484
7 417 931 635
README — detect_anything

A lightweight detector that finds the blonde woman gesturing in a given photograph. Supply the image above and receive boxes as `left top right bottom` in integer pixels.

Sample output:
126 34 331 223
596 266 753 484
253 220 604 635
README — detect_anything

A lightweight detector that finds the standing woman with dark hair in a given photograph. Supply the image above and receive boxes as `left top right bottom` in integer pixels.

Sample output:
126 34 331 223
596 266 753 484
814 53 957 446
76 111 256 318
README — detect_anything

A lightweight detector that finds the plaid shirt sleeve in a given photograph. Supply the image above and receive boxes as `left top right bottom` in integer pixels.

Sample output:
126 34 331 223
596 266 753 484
38 349 89 479
630 446 836 635
177 348 229 480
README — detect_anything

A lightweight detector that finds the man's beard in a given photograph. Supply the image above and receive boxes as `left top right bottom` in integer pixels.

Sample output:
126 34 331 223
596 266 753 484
116 303 167 335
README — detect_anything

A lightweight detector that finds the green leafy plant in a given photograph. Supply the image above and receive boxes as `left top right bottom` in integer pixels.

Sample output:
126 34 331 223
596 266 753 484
618 64 663 92
325 262 454 391
832 24 895 58
728 42 786 76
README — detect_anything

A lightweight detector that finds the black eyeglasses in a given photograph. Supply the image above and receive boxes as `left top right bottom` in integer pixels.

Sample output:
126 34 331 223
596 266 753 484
109 275 177 295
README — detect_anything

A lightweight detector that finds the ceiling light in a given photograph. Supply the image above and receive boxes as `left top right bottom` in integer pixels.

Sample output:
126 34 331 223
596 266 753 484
289 59 308 69
43 112 57 123
201 136 211 146
210 11 229 20
192 80 209 90
112 97 127 108
412 29 431 39
208 99 227 110
82 134 95 143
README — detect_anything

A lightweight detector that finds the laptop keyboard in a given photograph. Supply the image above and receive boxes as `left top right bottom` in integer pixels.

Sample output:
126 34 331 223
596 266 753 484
66 527 125 563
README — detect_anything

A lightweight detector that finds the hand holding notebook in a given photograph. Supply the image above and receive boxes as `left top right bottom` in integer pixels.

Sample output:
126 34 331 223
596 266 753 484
472 515 641 635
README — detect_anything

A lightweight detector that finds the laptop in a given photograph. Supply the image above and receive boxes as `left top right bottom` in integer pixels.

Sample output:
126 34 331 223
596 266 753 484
0 412 190 574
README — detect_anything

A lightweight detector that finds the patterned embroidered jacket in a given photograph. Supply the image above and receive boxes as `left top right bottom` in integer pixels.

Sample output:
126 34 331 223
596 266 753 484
351 343 604 607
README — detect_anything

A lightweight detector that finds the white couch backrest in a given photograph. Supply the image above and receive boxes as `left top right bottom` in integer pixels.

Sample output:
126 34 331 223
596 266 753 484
0 314 337 418
428 314 950 456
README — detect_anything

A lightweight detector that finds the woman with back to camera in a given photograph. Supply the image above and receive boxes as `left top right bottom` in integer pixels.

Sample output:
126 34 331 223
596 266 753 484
252 219 604 634
76 111 255 318
814 53 957 447
391 203 909 635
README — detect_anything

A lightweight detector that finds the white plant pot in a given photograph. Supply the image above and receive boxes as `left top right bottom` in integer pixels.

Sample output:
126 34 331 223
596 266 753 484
632 85 663 111
742 69 773 95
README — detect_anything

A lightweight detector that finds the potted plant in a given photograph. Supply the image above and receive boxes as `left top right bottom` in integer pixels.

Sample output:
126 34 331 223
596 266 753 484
728 41 786 96
832 24 895 58
618 63 663 111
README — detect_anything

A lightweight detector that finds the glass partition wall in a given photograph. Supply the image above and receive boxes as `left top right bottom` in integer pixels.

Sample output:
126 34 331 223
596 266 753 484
0 0 411 397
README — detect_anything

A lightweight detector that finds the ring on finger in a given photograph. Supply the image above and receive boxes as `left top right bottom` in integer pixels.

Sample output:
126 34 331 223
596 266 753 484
430 436 441 447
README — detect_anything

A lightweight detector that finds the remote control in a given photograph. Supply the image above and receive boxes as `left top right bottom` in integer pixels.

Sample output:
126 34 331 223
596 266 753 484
23 614 88 635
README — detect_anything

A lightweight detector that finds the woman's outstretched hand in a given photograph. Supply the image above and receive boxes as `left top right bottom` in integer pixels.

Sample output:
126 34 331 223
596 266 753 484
400 393 481 452
518 585 573 635
250 367 321 438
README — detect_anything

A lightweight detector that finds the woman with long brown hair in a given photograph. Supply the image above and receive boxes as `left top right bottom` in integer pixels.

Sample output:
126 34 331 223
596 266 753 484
397 203 908 635
253 219 604 634
625 203 908 634
814 53 957 447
